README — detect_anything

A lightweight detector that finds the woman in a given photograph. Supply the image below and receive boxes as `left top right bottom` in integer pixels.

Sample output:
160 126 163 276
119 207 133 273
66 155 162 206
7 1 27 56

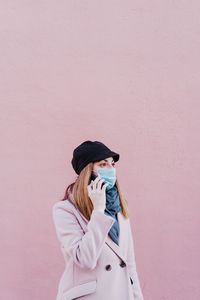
52 140 144 300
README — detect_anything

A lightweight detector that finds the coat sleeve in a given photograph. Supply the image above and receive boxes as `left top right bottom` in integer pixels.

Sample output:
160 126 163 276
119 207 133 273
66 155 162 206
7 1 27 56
52 201 115 270
127 218 144 300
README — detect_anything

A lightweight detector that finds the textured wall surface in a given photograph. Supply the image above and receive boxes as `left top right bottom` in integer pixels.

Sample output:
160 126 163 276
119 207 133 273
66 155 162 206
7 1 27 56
0 1 200 299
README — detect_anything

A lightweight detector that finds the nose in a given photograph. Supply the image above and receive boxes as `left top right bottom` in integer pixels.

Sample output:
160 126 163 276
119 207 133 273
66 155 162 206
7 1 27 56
108 164 115 169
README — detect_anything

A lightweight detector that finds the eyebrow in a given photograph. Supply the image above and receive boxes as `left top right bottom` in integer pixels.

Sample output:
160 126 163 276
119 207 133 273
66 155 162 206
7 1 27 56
100 159 115 162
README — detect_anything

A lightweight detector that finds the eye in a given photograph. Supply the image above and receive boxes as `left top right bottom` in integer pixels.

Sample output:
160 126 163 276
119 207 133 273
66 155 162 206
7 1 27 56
99 162 115 167
100 163 106 167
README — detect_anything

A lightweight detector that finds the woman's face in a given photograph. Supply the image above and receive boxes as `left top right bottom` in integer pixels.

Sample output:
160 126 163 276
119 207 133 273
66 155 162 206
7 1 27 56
92 156 116 176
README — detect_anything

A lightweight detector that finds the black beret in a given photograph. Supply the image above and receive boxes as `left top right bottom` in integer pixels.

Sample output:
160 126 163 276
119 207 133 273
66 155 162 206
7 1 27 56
71 140 120 175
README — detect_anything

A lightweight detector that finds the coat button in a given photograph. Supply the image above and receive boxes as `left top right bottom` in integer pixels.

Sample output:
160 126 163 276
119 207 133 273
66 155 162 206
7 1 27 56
130 277 133 285
105 264 112 271
119 260 126 268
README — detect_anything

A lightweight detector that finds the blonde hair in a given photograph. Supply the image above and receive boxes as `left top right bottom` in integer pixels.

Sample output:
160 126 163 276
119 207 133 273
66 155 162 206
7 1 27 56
61 162 130 220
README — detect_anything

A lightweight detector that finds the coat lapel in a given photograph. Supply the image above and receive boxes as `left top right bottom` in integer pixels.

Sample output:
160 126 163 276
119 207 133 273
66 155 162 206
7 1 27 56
68 195 127 264
105 212 128 264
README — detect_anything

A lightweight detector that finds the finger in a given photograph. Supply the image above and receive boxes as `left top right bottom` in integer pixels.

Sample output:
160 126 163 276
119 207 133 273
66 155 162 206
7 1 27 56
90 180 94 189
94 176 102 183
96 178 105 190
93 176 101 189
94 175 101 180
102 182 109 191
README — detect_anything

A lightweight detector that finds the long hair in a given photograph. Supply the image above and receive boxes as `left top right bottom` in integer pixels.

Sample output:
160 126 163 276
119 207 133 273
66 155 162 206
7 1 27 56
61 162 130 220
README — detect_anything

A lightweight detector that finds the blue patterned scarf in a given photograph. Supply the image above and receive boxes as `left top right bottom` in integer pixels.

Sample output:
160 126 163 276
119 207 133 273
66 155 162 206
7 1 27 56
104 185 121 245
69 180 121 245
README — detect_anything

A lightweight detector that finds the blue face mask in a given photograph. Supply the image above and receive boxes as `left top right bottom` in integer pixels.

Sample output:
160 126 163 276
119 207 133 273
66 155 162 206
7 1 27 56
96 168 117 191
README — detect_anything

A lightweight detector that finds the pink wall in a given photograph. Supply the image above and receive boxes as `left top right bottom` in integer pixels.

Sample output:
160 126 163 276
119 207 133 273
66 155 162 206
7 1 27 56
1 1 200 299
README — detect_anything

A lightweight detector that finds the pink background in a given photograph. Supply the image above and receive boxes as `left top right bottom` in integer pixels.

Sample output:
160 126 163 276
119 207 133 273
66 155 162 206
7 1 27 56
1 1 200 299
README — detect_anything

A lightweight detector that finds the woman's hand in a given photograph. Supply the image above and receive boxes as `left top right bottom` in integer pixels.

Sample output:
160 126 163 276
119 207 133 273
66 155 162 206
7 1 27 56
87 176 109 212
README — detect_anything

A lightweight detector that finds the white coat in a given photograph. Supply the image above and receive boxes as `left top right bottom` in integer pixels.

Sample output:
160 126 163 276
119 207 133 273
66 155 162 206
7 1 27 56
52 193 144 300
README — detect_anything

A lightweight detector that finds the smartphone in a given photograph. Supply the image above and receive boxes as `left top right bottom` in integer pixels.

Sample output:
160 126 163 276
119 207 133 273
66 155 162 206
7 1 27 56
90 172 98 181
